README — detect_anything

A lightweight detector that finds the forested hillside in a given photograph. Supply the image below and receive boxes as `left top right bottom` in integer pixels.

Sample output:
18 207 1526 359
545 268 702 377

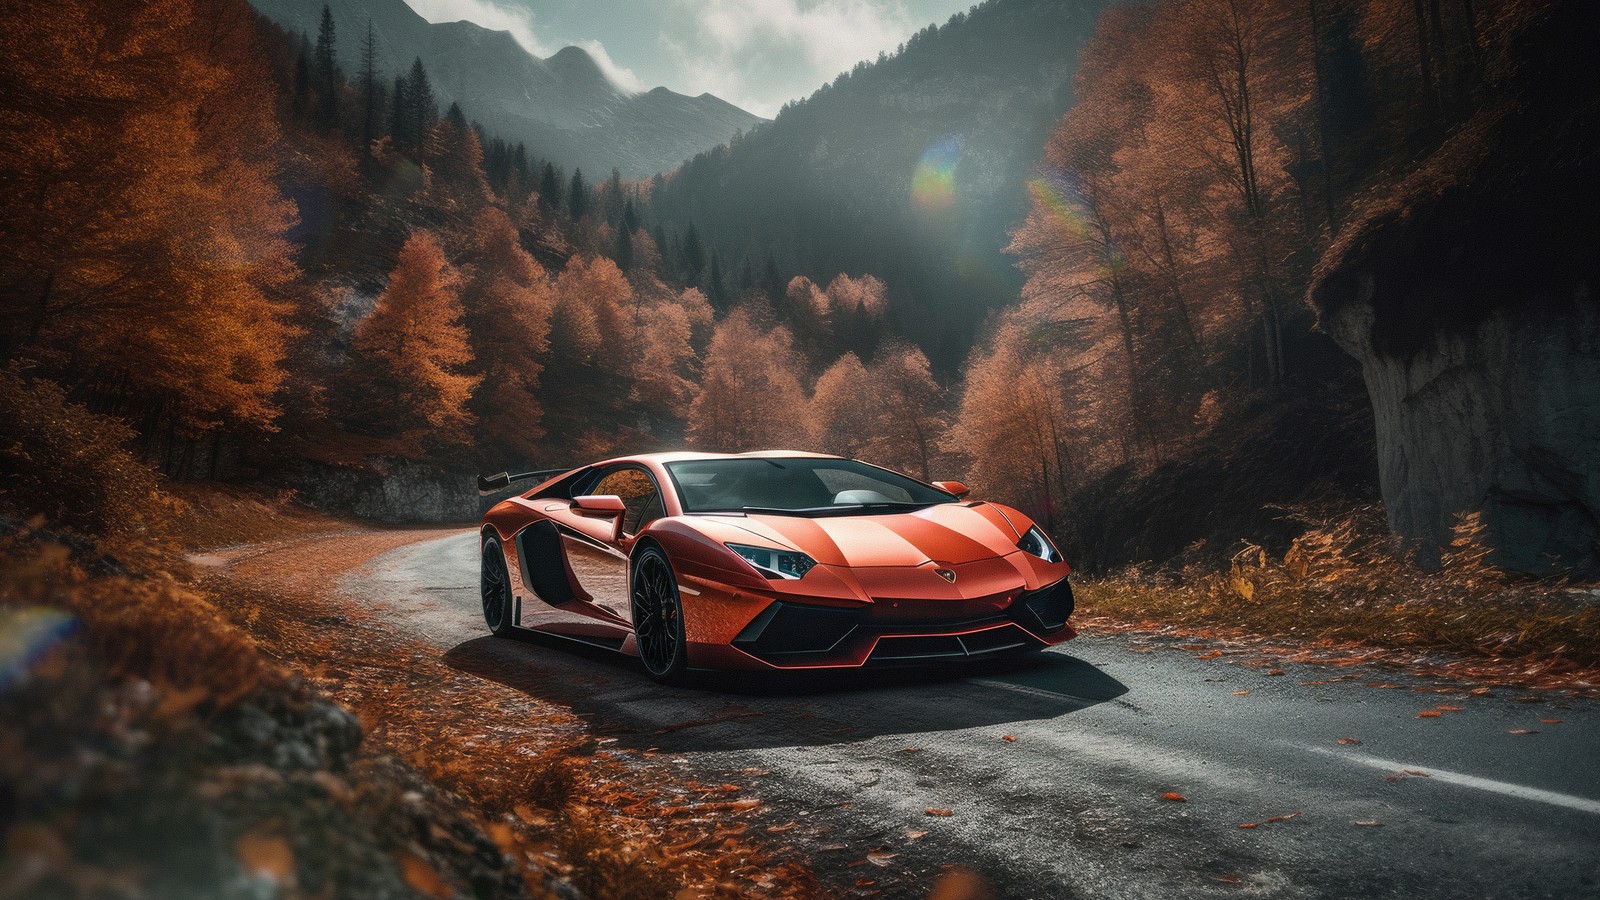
249 0 764 177
1 0 1592 576
647 0 1110 368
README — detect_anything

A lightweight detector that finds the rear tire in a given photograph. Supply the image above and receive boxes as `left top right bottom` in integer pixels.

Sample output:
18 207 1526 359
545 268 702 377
631 545 688 683
481 534 515 638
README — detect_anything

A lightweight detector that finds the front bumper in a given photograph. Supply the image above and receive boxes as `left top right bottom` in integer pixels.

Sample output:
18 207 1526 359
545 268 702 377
694 577 1076 670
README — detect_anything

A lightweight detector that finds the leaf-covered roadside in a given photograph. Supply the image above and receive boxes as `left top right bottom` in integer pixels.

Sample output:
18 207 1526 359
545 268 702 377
1076 508 1600 695
0 525 543 898
199 529 818 899
0 518 815 898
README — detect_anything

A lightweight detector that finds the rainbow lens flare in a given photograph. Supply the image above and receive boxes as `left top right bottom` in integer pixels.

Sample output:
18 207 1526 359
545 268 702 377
911 136 960 211
0 607 77 690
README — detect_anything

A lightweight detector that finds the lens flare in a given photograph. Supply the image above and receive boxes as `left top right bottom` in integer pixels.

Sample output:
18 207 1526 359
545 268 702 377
911 136 960 211
1026 172 1126 275
0 607 77 690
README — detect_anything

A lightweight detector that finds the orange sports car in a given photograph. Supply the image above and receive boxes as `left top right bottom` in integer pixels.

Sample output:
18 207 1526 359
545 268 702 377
477 451 1075 682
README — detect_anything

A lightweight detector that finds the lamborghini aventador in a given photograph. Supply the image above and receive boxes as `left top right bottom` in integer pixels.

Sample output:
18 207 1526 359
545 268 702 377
477 451 1075 682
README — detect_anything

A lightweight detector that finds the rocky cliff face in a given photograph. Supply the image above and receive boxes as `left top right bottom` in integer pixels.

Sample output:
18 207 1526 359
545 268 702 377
1309 1 1600 573
1319 284 1599 572
288 459 480 523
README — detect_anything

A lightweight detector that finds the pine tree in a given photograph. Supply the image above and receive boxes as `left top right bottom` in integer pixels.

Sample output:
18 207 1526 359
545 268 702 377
706 251 726 309
568 168 587 222
446 101 467 131
763 253 782 301
388 74 408 149
404 57 436 150
615 224 634 272
313 5 339 130
538 162 562 212
738 257 755 296
512 143 529 186
622 198 639 234
605 167 624 223
292 50 311 121
358 20 379 158
680 222 705 286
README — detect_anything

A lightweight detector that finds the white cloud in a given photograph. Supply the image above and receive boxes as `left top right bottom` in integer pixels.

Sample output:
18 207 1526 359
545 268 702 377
406 0 552 54
405 1 643 94
577 39 646 93
661 0 926 115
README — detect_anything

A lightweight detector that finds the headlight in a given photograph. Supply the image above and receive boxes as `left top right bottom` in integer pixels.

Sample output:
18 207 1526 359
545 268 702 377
1018 525 1061 563
727 543 816 579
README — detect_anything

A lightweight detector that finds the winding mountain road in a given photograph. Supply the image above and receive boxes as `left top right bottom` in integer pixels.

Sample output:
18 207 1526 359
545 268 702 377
338 530 1599 898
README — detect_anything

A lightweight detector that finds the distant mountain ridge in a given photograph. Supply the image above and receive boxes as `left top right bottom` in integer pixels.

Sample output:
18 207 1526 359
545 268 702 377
647 0 1111 368
249 0 763 178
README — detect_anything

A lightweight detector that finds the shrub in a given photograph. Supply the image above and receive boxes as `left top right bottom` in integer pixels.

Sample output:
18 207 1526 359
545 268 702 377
0 366 179 540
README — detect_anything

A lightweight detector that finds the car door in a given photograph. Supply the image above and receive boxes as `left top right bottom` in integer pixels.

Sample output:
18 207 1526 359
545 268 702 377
543 465 666 629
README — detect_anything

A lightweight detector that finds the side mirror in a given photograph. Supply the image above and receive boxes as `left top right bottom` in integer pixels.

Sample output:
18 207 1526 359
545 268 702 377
573 494 627 541
573 494 627 515
932 480 970 499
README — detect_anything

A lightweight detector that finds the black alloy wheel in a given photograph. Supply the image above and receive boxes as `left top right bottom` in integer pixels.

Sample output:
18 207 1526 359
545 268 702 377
481 534 515 637
631 546 687 682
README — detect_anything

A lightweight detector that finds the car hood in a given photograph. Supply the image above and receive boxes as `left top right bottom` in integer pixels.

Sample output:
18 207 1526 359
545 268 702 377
708 502 1023 568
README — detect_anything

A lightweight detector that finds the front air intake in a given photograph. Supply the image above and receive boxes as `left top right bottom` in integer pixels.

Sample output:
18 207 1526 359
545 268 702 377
1014 579 1075 633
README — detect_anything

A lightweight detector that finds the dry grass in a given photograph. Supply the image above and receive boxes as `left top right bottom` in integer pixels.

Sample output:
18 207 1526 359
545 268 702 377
166 483 355 552
1078 507 1600 682
0 526 282 705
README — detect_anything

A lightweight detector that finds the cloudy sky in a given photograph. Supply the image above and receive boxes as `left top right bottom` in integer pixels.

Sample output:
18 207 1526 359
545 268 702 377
403 0 975 117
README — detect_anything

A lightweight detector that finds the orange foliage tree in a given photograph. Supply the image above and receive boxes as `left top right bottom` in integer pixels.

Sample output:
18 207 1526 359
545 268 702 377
460 208 553 461
350 230 480 451
686 309 807 451
0 0 299 463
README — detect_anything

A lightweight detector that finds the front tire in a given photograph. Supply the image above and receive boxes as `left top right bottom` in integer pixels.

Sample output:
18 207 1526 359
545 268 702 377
631 545 688 683
480 534 515 637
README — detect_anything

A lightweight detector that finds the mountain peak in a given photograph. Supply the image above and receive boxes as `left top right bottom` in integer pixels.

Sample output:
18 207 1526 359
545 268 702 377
546 45 605 81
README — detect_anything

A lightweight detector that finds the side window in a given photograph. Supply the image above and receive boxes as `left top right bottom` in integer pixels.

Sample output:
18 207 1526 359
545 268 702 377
591 467 663 536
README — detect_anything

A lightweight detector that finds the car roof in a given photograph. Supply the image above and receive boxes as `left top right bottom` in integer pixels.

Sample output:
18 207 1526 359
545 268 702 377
598 450 844 466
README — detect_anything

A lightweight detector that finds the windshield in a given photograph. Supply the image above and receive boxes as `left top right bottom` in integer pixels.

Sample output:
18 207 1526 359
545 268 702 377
665 458 957 515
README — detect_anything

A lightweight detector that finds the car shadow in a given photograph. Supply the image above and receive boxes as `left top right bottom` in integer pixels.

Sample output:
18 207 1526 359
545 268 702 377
443 632 1129 752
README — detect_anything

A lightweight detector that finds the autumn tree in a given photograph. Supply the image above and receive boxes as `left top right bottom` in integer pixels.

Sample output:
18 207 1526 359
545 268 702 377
349 230 479 451
538 254 638 450
686 309 807 451
807 353 875 459
459 209 553 460
427 112 489 212
864 343 943 481
948 323 1083 532
0 0 300 471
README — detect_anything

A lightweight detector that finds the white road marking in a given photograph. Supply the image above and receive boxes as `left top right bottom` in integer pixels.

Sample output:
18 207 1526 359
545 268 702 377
1306 746 1600 815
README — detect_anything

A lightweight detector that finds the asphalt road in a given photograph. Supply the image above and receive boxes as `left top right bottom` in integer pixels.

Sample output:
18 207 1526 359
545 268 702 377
341 532 1600 899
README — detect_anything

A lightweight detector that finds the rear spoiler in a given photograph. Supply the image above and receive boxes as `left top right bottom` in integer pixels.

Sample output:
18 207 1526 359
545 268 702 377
476 468 569 496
